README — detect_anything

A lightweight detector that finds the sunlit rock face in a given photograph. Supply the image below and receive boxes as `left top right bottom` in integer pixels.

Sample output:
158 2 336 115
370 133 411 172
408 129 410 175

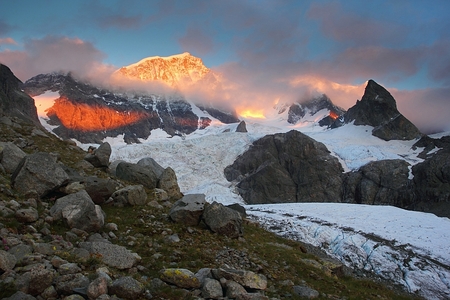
23 73 202 143
116 52 214 87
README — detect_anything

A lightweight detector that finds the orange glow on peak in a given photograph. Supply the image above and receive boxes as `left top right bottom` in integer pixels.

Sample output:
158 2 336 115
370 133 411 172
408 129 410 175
238 108 266 119
329 111 339 120
46 97 148 131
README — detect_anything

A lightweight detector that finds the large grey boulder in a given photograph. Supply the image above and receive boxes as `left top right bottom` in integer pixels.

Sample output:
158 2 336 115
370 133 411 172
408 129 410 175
49 190 105 232
157 167 183 200
0 249 17 272
214 268 267 290
137 157 165 178
79 241 141 270
81 176 120 204
225 130 343 204
201 278 223 299
160 268 201 289
11 152 70 197
116 162 158 189
0 142 26 174
203 202 243 238
84 142 111 168
109 276 144 299
169 194 206 226
109 185 148 206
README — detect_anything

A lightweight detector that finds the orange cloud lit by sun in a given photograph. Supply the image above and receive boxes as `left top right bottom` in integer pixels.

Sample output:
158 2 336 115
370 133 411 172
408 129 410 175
46 97 148 131
237 108 266 119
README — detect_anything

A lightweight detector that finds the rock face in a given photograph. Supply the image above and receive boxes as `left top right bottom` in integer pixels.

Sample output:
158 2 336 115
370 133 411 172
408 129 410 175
11 152 70 197
287 94 345 126
224 130 344 204
342 159 414 207
0 64 40 126
345 79 421 140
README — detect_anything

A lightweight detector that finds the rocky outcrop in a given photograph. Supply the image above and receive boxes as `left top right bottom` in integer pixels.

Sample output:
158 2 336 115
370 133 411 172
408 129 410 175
224 130 344 204
344 79 421 140
287 94 345 126
236 120 248 133
0 64 40 126
342 159 414 207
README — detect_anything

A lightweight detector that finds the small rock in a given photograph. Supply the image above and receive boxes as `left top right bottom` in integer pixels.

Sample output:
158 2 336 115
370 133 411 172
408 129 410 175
293 284 320 299
109 276 144 299
160 268 201 289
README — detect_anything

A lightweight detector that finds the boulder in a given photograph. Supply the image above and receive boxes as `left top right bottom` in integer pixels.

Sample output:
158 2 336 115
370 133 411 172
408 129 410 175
157 167 183 200
137 157 165 178
84 142 111 168
236 120 247 133
28 264 55 296
0 142 26 174
79 241 141 269
81 176 120 204
11 152 70 197
203 201 243 238
225 130 343 204
49 190 105 232
202 278 223 299
109 185 148 206
169 194 206 226
344 79 421 140
226 280 248 298
160 268 201 289
86 276 108 300
54 273 90 296
293 284 320 299
15 207 39 223
115 162 158 189
109 276 144 299
214 268 267 290
0 249 17 272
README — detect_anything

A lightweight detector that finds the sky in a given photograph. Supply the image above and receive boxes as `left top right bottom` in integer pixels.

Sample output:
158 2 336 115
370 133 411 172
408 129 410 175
1 0 450 133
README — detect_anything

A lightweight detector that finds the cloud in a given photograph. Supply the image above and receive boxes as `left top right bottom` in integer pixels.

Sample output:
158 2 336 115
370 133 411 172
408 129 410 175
0 20 13 36
98 14 144 29
178 26 215 56
0 37 17 46
0 36 115 82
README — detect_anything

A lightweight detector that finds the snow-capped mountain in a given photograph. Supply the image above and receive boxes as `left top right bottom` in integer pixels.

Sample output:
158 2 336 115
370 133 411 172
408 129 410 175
114 52 217 87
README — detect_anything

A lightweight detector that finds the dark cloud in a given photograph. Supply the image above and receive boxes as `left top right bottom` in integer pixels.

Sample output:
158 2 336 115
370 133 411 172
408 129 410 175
0 36 114 81
178 26 215 56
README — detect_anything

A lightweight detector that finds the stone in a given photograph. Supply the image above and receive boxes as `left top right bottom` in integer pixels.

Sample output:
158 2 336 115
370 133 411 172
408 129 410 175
58 262 82 275
203 201 243 238
81 176 120 204
236 293 269 300
293 284 320 299
169 194 206 226
0 249 17 272
54 273 90 296
109 185 147 206
3 291 37 300
157 167 183 200
152 188 169 201
8 244 32 265
202 278 223 299
11 152 70 197
0 142 26 174
160 268 201 289
49 190 105 232
79 241 140 269
87 276 109 300
109 276 144 299
15 208 39 223
28 264 55 296
226 280 248 298
84 142 111 168
137 157 165 178
215 268 267 290
116 162 158 189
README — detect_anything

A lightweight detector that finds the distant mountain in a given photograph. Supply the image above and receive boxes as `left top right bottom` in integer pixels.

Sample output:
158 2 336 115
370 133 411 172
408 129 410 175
22 72 237 143
115 52 218 88
344 79 421 140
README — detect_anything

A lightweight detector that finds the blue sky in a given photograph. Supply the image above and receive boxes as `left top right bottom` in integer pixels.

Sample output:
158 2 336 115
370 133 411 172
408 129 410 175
1 0 450 132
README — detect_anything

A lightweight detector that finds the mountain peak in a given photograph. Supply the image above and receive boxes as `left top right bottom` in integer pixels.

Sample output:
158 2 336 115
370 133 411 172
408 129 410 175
115 52 212 86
